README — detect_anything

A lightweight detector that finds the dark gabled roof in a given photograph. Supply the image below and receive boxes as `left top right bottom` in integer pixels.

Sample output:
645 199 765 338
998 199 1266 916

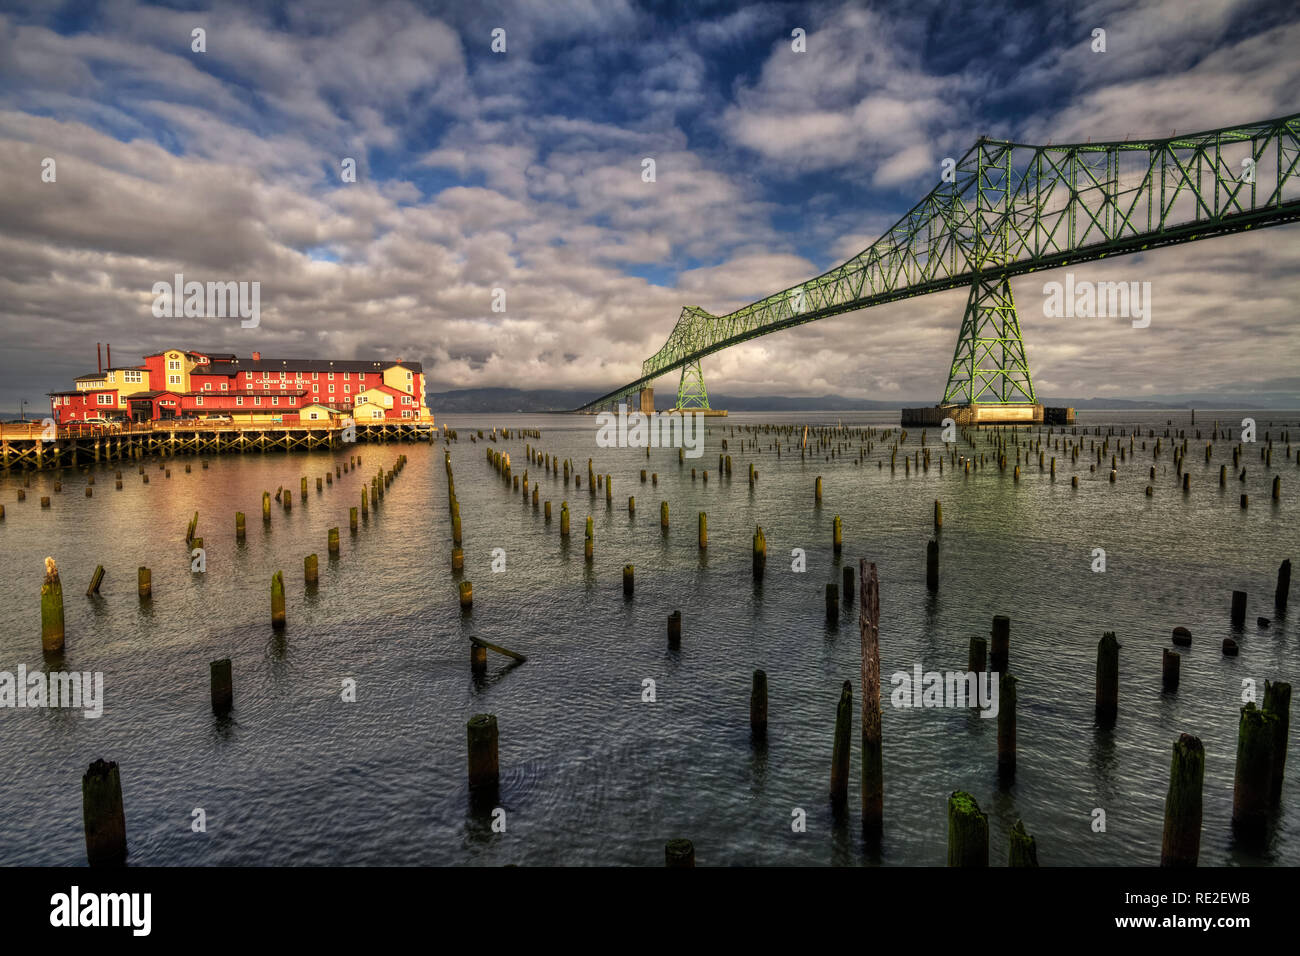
48 389 111 396
74 373 108 381
190 367 239 377
126 391 179 399
106 366 148 372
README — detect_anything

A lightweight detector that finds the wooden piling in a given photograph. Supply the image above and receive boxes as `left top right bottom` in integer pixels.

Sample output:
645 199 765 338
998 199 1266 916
968 637 987 685
137 566 151 600
82 759 127 867
1276 559 1291 611
466 714 499 793
1162 648 1180 690
833 515 842 556
1263 680 1291 804
842 565 854 605
262 491 271 523
1158 733 1205 867
1095 632 1119 725
934 499 942 529
990 616 1010 673
1231 590 1247 627
860 561 883 837
668 610 681 649
328 527 340 556
560 502 570 536
752 525 766 580
585 516 594 562
825 582 838 624
660 500 669 528
41 557 65 652
210 658 233 715
946 791 988 867
815 476 822 501
459 581 472 609
665 839 694 867
270 570 285 629
925 539 938 591
997 674 1017 782
628 495 635 515
750 669 767 738
86 564 104 597
698 512 707 549
830 679 853 808
350 507 358 532
622 564 634 596
1232 703 1277 839
1008 819 1038 867
304 553 318 584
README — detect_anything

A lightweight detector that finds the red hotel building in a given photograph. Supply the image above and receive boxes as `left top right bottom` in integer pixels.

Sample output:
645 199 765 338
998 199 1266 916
49 348 431 425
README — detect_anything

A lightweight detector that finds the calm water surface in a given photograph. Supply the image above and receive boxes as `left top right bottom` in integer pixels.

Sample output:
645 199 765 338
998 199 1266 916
0 409 1296 865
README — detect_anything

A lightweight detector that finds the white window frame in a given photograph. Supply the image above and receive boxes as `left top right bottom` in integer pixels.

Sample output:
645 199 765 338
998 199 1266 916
272 396 279 406
196 396 203 406
254 397 262 406
236 396 244 406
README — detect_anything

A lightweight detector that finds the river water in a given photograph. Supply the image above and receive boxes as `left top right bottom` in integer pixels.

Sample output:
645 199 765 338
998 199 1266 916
0 409 1296 866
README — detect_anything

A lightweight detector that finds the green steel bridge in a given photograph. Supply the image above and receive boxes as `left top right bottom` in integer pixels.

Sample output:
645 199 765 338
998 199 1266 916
574 111 1300 414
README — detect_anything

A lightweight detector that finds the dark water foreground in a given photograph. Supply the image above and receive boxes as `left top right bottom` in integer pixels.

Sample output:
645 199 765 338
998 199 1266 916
0 410 1296 866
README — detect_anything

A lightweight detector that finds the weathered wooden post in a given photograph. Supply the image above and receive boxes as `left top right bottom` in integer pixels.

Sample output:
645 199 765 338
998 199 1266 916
750 669 767 739
210 658 233 715
361 486 369 517
1162 648 1180 690
235 511 246 540
86 565 105 597
466 714 499 796
752 526 766 580
698 511 707 549
815 476 822 501
137 566 151 600
947 791 988 867
990 615 1010 673
1232 703 1277 840
926 539 938 591
830 680 852 809
350 507 358 532
270 570 285 629
41 557 65 652
665 839 694 867
627 495 635 515
1008 819 1038 867
1095 632 1119 725
262 491 271 523
934 499 942 529
825 582 839 624
82 759 127 867
861 561 883 837
470 641 487 675
328 527 340 557
842 565 854 605
997 674 1017 782
668 610 681 649
1264 681 1291 803
459 581 473 609
560 501 570 536
304 553 318 585
1276 560 1291 612
1231 590 1247 627
1160 733 1204 867
622 564 634 596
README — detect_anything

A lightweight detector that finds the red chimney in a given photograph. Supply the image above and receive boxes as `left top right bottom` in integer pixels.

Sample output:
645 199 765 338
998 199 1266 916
106 343 112 368
252 351 261 361
97 343 102 374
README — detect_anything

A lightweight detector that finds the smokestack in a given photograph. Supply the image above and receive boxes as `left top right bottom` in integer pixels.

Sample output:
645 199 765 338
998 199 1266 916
107 343 112 368
97 343 102 374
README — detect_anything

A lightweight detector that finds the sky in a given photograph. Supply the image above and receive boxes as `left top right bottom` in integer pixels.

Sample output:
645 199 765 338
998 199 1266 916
0 0 1298 413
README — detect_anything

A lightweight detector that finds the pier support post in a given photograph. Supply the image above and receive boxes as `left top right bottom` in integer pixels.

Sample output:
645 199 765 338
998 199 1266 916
947 791 988 867
1095 631 1119 726
1008 819 1038 866
926 539 938 591
137 567 151 600
665 839 694 868
1162 648 1180 690
830 680 852 808
41 557 65 652
210 658 233 715
82 759 127 867
990 616 1010 673
466 714 499 796
668 610 681 649
1232 703 1277 840
860 561 883 838
1160 733 1204 867
997 674 1017 782
271 571 285 629
1263 681 1291 803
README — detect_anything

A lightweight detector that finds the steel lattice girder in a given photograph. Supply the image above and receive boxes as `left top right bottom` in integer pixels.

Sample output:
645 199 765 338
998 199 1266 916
576 112 1300 411
942 274 1035 405
676 359 710 409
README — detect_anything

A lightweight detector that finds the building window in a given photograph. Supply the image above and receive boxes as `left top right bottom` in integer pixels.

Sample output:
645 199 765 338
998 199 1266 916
124 370 142 383
343 372 349 380
169 374 181 385
328 372 334 380
221 383 228 391
312 372 318 380
254 397 261 406
196 396 203 406
402 410 411 418
97 394 113 405
204 383 211 390
272 396 279 406
313 384 318 393
279 371 285 379
168 359 181 370
343 384 349 393
236 396 243 406
329 385 335 394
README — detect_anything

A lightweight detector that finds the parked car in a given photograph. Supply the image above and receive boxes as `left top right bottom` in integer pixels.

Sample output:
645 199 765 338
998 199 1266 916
204 414 233 423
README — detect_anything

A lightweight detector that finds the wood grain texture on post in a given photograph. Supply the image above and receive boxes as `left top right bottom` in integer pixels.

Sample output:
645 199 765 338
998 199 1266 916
860 560 883 837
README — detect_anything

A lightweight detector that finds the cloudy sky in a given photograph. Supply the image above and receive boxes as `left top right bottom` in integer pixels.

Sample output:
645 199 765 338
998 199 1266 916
1 0 1298 412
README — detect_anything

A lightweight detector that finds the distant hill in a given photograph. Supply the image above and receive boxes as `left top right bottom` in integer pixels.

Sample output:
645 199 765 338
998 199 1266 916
425 387 1298 413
